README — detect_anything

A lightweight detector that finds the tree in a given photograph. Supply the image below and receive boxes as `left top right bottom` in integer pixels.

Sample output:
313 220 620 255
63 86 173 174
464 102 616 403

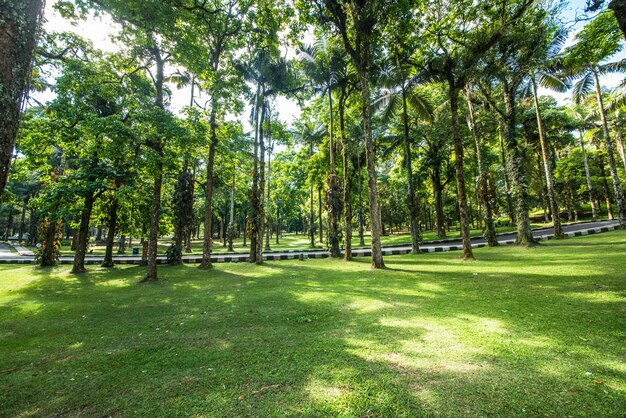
0 0 45 204
563 10 625 226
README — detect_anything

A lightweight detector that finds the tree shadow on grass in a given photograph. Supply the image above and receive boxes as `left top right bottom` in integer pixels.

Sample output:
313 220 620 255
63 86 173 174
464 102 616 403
0 241 625 416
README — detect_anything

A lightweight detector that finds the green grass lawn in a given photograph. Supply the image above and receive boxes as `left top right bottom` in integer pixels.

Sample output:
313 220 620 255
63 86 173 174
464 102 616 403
2 231 625 416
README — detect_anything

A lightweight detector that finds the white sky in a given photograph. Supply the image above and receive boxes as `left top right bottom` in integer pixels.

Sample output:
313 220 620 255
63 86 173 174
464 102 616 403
36 0 625 126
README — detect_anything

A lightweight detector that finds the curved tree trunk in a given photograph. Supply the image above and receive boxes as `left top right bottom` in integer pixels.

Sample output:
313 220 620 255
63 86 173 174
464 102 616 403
449 87 474 259
593 68 624 226
0 0 44 204
531 76 563 238
72 190 95 274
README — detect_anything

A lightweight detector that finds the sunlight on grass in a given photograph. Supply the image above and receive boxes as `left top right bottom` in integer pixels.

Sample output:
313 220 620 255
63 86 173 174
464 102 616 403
0 231 625 416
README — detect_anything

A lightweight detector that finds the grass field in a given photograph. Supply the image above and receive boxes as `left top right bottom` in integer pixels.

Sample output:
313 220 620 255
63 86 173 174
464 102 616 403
2 230 625 416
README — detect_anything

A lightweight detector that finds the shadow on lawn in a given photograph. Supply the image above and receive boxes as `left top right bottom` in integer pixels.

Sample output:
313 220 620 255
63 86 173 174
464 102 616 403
0 240 625 416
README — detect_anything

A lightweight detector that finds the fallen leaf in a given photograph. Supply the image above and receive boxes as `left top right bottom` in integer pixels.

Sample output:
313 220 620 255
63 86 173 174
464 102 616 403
593 380 603 385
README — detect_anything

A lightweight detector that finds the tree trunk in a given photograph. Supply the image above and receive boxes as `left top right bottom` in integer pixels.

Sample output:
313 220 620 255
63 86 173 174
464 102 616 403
326 82 341 258
449 87 474 259
498 124 515 224
200 101 218 269
433 171 446 239
340 89 352 261
614 125 626 174
255 96 266 265
144 160 163 281
359 70 384 268
502 88 536 245
579 129 598 219
402 84 421 253
593 68 624 226
102 194 119 267
143 38 165 282
465 88 497 246
72 190 95 274
0 0 44 204
598 152 614 219
18 196 28 241
318 186 323 244
531 76 563 238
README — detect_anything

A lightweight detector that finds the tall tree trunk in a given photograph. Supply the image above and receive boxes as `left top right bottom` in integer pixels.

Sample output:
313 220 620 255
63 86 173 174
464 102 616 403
102 194 119 268
327 82 341 258
531 76 563 238
265 134 272 252
359 70 384 268
200 100 219 269
144 160 163 281
318 186 323 244
593 68 624 226
228 171 235 252
255 94 266 265
465 88 497 246
72 190 95 274
502 88 536 245
598 152 614 219
615 125 626 173
448 87 474 259
18 196 28 241
249 86 261 261
0 0 44 204
143 38 166 282
432 171 446 239
340 89 352 261
579 130 598 219
498 124 515 224
402 84 421 253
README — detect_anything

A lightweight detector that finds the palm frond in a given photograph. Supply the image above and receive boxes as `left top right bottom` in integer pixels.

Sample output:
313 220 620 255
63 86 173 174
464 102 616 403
538 72 570 93
380 94 399 126
407 89 434 122
572 72 594 104
598 59 626 75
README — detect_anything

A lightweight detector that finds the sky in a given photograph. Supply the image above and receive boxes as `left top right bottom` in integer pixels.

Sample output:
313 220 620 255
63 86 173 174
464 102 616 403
36 0 625 129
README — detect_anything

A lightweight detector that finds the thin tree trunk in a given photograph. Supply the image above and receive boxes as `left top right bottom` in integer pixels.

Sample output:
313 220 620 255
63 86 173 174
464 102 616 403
255 94 266 265
449 88 474 259
498 124 515 224
598 152 614 219
402 84 421 253
340 88 352 261
579 129 598 219
18 196 28 241
318 187 323 244
465 88 497 246
593 68 624 226
102 194 119 267
200 100 218 269
144 160 163 281
531 76 563 238
433 171 446 239
615 125 626 173
359 71 384 268
72 190 95 274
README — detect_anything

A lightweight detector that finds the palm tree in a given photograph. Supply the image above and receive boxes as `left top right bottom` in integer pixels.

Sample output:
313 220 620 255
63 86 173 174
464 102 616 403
523 29 570 238
568 104 600 219
297 38 343 258
562 12 625 226
373 58 434 254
